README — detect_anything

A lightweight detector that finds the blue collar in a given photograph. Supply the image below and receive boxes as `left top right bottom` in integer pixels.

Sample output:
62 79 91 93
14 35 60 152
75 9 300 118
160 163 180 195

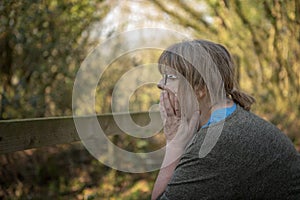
201 103 237 128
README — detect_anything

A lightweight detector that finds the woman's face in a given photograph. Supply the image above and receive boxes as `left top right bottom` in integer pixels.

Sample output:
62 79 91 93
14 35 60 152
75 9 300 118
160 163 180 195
157 66 199 121
157 67 179 95
157 67 181 114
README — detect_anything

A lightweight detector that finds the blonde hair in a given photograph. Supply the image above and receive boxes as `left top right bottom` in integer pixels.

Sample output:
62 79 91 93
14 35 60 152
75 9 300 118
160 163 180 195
158 39 255 111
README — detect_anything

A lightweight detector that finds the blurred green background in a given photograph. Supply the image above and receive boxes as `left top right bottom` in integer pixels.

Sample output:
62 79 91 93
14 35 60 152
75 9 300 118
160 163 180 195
0 0 299 199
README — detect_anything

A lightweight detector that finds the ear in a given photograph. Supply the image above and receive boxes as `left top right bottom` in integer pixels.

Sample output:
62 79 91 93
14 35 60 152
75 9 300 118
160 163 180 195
198 90 205 98
195 85 207 99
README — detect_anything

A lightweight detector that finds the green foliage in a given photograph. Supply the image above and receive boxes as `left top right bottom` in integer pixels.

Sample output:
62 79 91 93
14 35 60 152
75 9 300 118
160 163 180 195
0 144 157 199
80 46 162 114
0 0 109 119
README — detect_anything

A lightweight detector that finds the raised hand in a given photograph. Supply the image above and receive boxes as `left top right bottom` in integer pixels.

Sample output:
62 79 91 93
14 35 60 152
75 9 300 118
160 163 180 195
160 89 199 149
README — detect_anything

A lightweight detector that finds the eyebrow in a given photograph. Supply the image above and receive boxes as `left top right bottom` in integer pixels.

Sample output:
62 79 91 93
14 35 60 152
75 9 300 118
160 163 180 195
163 68 178 74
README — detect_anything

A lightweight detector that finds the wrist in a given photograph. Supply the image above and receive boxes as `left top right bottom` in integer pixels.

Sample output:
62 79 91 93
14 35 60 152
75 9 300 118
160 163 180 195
161 146 182 168
164 142 185 159
166 139 186 151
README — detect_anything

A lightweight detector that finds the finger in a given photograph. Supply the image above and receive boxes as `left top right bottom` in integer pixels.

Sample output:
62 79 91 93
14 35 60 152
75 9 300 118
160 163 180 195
167 90 176 110
188 111 200 133
163 88 176 113
159 93 167 119
163 91 175 116
162 90 175 116
160 92 164 105
174 95 181 117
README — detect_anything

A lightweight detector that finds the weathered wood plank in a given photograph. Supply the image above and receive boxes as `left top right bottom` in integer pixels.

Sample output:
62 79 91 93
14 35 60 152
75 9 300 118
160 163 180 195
0 112 160 154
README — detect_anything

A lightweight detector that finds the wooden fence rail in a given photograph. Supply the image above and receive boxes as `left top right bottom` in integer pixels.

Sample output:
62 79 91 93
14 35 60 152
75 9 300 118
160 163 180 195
0 112 160 154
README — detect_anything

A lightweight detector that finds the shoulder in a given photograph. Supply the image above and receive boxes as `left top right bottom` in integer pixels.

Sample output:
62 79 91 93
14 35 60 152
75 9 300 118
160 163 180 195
223 105 287 141
187 105 297 161
227 105 279 132
223 106 295 152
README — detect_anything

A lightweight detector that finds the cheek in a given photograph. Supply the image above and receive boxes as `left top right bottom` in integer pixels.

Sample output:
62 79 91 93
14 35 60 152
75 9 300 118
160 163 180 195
177 83 199 120
167 81 179 94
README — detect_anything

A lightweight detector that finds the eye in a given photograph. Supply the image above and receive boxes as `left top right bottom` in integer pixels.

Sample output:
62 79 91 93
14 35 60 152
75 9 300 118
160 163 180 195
167 74 177 79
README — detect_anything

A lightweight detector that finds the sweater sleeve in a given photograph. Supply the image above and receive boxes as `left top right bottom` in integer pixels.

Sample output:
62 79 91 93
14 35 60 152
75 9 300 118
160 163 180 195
155 124 242 200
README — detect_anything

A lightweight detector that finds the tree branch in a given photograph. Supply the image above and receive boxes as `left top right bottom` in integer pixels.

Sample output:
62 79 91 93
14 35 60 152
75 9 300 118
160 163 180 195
151 0 216 35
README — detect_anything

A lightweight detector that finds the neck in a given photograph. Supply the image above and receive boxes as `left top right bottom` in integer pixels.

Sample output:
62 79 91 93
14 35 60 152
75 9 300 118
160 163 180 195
198 98 234 128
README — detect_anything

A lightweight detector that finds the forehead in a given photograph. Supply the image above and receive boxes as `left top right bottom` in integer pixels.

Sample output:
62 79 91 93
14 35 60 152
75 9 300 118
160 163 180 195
160 65 178 74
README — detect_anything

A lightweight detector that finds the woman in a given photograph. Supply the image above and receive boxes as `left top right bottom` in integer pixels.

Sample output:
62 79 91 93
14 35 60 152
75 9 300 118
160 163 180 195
152 40 300 199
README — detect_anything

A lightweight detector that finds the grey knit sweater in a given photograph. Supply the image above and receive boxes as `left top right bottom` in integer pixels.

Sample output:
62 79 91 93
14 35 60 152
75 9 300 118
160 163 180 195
157 105 300 199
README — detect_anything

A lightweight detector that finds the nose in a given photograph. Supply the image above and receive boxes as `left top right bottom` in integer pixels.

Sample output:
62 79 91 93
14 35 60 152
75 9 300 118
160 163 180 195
157 78 164 90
